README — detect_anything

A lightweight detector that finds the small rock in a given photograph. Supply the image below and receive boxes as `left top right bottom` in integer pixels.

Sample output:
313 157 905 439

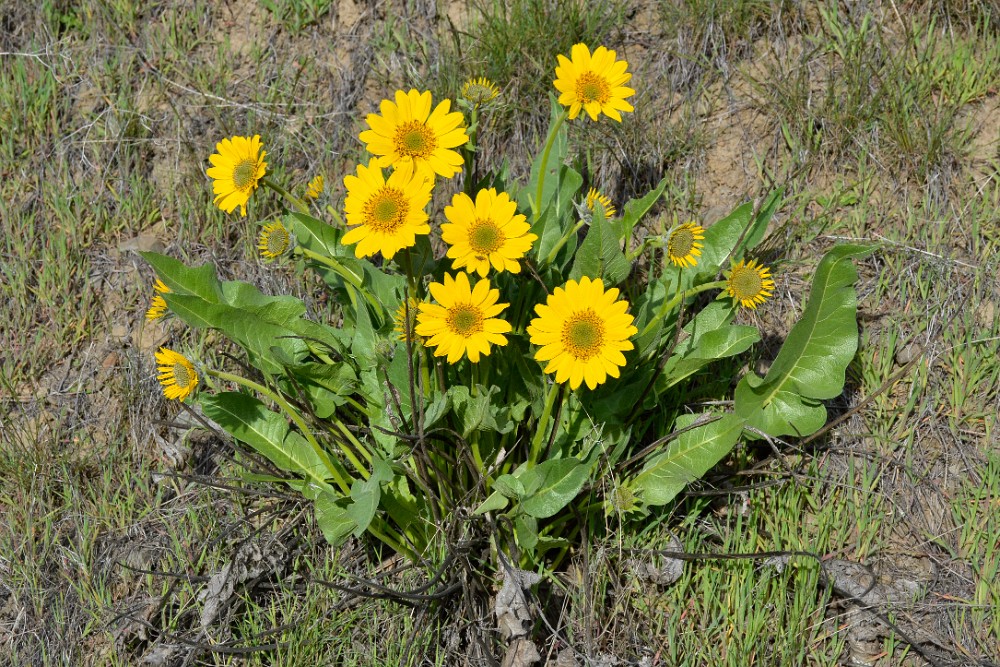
894 342 920 366
119 233 165 254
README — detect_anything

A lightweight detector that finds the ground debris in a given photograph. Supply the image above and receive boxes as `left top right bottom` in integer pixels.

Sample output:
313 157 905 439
626 533 684 586
494 566 542 640
198 538 287 629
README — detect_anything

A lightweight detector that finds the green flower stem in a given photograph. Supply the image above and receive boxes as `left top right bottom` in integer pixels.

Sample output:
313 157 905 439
297 247 363 290
533 110 569 222
334 418 372 466
324 205 345 227
296 246 383 316
543 220 585 266
367 518 417 562
638 280 727 342
207 369 355 494
262 176 309 215
530 380 562 465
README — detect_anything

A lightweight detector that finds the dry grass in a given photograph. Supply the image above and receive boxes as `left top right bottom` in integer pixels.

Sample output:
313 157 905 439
1 0 998 664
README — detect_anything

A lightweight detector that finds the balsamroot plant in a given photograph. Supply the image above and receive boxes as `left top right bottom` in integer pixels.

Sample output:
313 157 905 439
144 43 869 565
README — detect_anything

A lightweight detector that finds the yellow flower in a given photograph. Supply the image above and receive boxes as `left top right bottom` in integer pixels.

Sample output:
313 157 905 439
415 273 512 364
585 187 616 218
527 276 638 390
145 279 170 321
394 297 424 343
461 77 499 106
305 174 324 199
554 44 635 122
725 259 775 309
342 159 434 259
258 221 291 259
359 89 469 180
155 348 199 401
666 223 705 268
441 188 538 277
206 135 267 216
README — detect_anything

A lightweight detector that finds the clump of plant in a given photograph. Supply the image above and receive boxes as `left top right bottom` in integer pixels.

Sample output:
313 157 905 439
144 44 869 566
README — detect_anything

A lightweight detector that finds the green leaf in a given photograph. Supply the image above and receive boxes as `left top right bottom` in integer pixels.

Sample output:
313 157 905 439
449 385 507 437
631 413 744 506
695 202 753 278
200 392 333 490
519 458 591 519
734 244 874 438
618 176 667 243
221 281 307 319
660 304 760 389
493 474 526 499
569 207 630 285
514 515 538 551
529 165 584 264
164 294 308 373
346 473 381 537
743 188 783 251
287 211 341 257
315 492 355 545
473 491 509 515
141 252 224 303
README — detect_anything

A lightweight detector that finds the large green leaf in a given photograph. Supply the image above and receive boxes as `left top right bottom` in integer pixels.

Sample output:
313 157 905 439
734 244 874 437
631 413 744 506
141 251 223 303
519 458 591 519
164 294 308 373
200 392 334 491
314 492 355 545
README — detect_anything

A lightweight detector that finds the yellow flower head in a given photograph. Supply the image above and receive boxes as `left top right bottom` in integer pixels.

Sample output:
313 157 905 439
342 159 434 260
527 276 638 390
585 187 616 218
359 89 469 180
394 297 424 343
206 135 267 216
461 77 500 106
441 188 538 277
258 221 291 260
725 259 775 309
145 279 171 321
155 347 199 402
554 44 635 122
305 174 324 199
666 222 706 268
415 273 512 364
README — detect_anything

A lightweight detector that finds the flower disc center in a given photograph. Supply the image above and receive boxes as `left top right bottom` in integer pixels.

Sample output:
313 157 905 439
266 227 290 255
668 228 695 258
232 159 258 190
576 72 610 104
469 219 504 257
395 121 437 158
365 188 409 232
563 310 605 360
172 362 192 388
732 268 764 299
448 305 484 336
